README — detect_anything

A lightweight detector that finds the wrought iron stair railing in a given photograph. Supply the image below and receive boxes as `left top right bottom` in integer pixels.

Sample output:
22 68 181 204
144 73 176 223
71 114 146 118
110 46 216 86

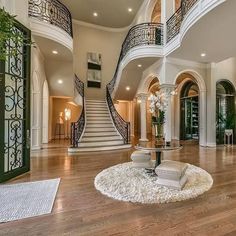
71 75 85 147
167 0 199 43
106 87 130 144
28 0 73 37
106 23 163 144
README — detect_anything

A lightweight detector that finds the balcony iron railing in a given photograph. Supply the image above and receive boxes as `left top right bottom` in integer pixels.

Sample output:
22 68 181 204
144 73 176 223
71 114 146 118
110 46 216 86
71 75 85 147
107 22 163 94
28 0 73 37
167 0 199 42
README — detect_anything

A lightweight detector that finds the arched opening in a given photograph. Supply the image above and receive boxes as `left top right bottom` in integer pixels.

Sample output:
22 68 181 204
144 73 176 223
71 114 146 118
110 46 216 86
31 71 41 150
180 81 199 140
174 72 206 145
216 80 236 144
151 0 161 23
42 80 49 144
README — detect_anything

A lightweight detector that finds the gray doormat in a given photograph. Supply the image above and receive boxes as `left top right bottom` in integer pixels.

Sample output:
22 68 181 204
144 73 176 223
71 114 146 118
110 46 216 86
0 178 60 223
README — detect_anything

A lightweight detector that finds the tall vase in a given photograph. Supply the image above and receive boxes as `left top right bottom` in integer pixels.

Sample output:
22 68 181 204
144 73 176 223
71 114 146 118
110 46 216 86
153 122 164 144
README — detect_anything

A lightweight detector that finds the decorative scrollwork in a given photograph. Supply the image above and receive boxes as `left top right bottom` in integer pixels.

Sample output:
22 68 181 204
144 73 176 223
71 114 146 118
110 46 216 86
107 23 163 94
106 87 130 144
71 75 85 147
28 0 73 37
167 0 199 43
106 23 163 144
3 23 29 173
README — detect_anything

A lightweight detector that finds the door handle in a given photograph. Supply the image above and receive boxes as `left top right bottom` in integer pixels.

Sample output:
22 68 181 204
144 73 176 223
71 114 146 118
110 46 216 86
26 129 30 149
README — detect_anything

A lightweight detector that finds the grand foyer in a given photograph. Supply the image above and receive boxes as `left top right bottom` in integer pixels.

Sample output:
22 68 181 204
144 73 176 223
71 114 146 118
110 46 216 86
1 0 236 235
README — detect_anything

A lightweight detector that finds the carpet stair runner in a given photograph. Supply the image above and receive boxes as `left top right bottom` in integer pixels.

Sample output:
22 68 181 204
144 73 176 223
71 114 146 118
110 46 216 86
69 99 131 152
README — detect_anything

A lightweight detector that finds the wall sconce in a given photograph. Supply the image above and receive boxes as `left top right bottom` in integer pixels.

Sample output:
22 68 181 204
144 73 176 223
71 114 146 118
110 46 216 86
64 108 71 121
64 108 71 139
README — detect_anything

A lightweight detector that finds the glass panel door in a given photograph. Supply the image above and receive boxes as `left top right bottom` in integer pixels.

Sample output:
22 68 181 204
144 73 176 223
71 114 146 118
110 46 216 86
0 21 31 182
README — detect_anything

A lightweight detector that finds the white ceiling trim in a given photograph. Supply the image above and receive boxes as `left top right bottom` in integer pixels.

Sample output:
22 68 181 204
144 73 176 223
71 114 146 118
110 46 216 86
72 19 129 33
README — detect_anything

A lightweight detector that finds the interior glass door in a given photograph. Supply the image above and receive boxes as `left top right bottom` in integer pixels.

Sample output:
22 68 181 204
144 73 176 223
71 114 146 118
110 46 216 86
0 21 31 182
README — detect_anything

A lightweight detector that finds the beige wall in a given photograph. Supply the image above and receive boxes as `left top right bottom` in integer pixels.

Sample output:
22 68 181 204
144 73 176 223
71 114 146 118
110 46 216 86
45 59 74 97
73 23 126 100
51 97 81 139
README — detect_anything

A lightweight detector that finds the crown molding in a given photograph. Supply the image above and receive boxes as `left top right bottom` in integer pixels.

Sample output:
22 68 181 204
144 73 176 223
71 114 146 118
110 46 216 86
72 19 130 33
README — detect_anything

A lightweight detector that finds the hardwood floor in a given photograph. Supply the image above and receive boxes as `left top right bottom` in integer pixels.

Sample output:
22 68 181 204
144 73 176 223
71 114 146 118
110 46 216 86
1 140 236 236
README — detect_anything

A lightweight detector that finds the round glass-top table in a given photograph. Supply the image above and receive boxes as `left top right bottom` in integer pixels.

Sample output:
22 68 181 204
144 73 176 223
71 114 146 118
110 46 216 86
135 141 183 169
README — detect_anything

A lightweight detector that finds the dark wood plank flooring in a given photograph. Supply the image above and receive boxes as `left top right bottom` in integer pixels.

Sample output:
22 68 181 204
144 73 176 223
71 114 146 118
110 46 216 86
1 140 236 236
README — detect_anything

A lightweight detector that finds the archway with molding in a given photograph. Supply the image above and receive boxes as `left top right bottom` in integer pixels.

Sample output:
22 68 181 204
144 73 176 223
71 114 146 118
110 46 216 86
42 80 49 144
172 70 207 146
216 79 236 144
31 71 42 150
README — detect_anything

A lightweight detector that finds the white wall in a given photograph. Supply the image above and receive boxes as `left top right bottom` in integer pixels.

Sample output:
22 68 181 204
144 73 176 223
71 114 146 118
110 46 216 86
31 42 48 149
73 23 126 100
0 0 29 27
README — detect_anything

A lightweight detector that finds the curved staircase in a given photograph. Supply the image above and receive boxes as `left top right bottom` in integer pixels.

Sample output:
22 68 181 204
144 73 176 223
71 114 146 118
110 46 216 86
68 99 131 152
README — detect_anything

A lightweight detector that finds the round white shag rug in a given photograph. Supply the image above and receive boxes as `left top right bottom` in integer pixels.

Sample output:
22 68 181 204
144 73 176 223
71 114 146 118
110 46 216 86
94 162 213 204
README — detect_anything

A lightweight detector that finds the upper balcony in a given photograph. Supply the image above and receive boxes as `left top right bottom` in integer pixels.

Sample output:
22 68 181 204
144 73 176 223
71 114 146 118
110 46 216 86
28 0 73 52
109 22 164 100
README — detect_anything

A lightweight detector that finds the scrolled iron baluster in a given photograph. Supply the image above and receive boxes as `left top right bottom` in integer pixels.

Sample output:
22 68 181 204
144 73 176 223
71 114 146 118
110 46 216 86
70 75 85 147
28 0 73 37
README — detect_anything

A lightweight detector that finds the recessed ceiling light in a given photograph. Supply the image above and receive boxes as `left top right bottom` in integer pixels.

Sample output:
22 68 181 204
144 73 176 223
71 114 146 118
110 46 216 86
201 53 206 57
128 8 133 12
93 12 98 17
138 64 142 68
52 50 58 54
126 86 130 91
58 79 63 84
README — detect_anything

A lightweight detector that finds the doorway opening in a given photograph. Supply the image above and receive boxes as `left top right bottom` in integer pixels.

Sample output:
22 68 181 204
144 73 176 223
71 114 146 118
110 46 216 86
216 80 236 144
180 81 199 140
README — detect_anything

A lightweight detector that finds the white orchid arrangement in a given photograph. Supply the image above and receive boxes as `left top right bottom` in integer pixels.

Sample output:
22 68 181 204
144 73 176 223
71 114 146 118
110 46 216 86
148 92 168 125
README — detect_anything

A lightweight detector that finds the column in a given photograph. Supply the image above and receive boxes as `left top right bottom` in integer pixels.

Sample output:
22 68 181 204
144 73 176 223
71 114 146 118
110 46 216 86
160 84 175 143
206 63 216 147
138 93 149 142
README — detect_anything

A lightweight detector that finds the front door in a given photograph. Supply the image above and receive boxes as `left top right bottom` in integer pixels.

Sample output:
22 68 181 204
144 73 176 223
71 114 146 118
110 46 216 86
0 21 31 182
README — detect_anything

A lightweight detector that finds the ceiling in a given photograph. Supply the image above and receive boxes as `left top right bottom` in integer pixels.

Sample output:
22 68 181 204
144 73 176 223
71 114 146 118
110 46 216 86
115 57 159 101
170 0 236 63
33 36 73 62
59 0 144 28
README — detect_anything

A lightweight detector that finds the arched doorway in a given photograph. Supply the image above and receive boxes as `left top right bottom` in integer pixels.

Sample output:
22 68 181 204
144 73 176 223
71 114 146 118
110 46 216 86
180 81 199 140
174 71 206 145
151 0 161 23
42 80 49 144
216 80 236 144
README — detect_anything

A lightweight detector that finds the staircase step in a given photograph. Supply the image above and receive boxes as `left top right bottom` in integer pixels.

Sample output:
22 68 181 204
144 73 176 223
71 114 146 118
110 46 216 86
87 114 110 118
86 115 111 121
81 136 121 142
86 103 107 107
83 131 118 137
86 107 108 111
86 120 112 124
86 124 114 128
86 111 110 117
79 140 124 147
85 127 115 132
86 100 106 104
